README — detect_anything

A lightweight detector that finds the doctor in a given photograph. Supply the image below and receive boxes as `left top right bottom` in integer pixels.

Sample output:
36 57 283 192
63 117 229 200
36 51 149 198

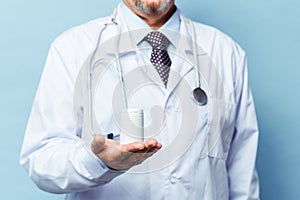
20 0 260 199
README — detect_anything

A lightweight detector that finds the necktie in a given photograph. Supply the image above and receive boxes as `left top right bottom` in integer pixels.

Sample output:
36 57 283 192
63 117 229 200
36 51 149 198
145 31 172 87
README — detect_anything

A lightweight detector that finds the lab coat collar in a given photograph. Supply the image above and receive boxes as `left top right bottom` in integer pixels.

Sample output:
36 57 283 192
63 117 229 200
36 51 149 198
103 4 208 94
176 10 207 57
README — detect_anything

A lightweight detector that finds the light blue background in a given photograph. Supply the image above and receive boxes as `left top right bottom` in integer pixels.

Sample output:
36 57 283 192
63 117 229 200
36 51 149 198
0 0 299 199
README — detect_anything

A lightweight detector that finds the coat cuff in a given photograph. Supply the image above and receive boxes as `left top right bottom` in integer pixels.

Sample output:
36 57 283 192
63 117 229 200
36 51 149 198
70 142 124 184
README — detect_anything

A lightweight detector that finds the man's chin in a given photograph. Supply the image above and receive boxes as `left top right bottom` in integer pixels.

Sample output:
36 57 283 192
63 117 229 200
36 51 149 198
135 0 171 15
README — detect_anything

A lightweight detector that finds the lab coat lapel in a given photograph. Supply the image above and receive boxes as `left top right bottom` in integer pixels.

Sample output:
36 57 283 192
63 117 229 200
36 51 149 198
139 58 166 87
97 28 165 96
118 31 165 90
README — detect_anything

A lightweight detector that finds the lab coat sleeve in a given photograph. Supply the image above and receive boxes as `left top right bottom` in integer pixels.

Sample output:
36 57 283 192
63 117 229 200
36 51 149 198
20 41 122 194
226 53 260 200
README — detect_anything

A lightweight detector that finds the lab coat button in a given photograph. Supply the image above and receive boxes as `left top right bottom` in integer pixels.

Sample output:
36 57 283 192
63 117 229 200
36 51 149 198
170 176 176 184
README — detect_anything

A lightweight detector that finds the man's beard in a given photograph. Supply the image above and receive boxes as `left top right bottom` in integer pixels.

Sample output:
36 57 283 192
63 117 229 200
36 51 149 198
134 0 171 15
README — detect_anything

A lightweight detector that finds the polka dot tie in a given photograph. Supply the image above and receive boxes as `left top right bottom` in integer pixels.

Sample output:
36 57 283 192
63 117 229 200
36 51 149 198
145 31 172 87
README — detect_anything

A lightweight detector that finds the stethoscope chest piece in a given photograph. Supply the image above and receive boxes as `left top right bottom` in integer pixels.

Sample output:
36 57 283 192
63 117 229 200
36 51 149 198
193 87 208 106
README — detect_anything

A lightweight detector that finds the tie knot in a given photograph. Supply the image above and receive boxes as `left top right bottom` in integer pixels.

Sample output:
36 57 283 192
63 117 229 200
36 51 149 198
146 31 170 49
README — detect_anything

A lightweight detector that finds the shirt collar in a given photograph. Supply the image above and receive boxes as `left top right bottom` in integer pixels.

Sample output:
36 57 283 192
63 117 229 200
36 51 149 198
119 2 181 48
110 3 206 56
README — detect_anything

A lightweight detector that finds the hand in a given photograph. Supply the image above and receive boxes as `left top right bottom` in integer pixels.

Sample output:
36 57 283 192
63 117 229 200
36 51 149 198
91 134 162 170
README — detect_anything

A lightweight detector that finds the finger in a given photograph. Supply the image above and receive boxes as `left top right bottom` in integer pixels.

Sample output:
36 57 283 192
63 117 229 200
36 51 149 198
122 142 146 152
128 146 160 161
143 138 157 148
146 146 160 153
91 134 106 154
143 138 163 149
154 142 162 149
143 145 161 156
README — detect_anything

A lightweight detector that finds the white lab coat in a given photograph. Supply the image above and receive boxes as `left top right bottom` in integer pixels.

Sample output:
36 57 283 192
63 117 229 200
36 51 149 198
20 3 259 200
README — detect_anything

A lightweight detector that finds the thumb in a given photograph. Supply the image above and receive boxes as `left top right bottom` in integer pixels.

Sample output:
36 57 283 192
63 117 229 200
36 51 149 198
91 134 106 154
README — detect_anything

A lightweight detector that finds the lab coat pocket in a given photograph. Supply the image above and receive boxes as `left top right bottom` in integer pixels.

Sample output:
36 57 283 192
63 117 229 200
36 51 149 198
207 98 236 160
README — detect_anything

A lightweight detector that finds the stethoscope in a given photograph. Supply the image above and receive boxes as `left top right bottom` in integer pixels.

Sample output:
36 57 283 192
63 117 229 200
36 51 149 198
89 8 208 118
